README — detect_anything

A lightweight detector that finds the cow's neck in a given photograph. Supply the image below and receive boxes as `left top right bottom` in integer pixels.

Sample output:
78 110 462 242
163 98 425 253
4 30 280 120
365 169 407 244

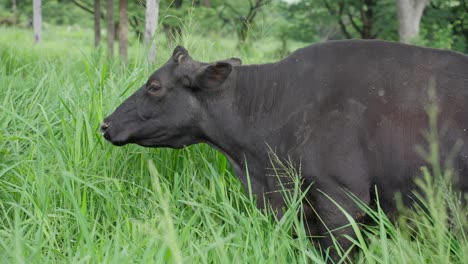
198 65 283 196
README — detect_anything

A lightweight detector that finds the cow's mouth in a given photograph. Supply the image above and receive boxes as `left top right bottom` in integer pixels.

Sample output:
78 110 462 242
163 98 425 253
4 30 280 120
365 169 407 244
101 127 132 147
102 132 131 146
101 122 187 149
108 139 130 146
102 128 172 148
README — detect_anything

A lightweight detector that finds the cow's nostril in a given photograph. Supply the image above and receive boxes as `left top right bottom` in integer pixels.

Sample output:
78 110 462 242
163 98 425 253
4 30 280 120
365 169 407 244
100 122 111 135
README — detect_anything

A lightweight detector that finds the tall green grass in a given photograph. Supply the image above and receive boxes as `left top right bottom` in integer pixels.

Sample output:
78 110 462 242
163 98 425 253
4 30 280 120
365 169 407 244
0 27 467 263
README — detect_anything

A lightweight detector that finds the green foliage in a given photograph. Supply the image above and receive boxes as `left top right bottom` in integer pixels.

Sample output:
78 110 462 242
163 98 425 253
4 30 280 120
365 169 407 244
1 26 467 263
275 0 466 52
0 1 467 263
276 0 332 43
158 1 222 39
1 0 467 52
419 1 468 52
0 27 318 263
278 0 400 41
0 0 95 27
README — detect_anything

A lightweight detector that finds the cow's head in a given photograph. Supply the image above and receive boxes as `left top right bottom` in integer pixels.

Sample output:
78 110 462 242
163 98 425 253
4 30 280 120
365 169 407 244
101 46 242 148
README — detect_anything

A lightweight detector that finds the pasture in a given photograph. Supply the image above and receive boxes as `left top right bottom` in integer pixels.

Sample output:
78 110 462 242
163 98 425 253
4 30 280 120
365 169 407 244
0 26 467 263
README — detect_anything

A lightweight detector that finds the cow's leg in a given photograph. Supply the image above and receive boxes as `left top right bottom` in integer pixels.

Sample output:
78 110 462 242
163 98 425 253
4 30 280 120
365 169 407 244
309 155 371 260
312 187 370 262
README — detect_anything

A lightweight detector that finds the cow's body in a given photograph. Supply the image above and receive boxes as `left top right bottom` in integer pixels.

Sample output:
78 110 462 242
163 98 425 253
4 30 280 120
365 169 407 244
102 40 468 256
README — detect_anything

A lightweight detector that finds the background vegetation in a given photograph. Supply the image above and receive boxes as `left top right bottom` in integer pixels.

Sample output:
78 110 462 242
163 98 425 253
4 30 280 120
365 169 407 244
0 0 467 263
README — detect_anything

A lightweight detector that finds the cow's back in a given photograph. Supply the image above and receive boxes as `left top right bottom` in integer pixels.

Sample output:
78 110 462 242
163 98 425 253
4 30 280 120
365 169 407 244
264 40 468 211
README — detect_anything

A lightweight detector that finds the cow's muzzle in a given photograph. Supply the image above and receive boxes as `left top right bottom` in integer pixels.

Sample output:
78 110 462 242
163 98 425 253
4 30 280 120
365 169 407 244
100 121 111 139
100 120 130 146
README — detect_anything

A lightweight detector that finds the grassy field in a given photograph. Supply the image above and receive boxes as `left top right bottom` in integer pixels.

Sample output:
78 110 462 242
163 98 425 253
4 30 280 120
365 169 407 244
0 27 467 263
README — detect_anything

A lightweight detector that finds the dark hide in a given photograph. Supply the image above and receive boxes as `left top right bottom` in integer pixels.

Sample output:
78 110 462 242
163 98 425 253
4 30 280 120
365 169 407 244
102 40 468 257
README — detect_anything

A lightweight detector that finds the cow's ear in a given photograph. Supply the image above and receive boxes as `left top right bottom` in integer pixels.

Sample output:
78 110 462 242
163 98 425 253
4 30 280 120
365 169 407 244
219 58 242 66
172 45 190 64
195 62 233 89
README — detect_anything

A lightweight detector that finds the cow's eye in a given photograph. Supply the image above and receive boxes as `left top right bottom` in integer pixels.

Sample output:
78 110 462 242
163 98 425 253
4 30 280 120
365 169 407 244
147 83 163 96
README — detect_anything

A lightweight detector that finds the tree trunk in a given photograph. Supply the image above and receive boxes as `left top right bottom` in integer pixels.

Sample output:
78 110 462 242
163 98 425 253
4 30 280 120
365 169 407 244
396 0 428 43
12 0 19 24
106 0 114 58
119 0 128 64
145 0 159 64
12 0 17 13
201 0 210 7
173 0 183 8
94 0 101 47
360 0 377 39
33 0 41 43
238 0 268 43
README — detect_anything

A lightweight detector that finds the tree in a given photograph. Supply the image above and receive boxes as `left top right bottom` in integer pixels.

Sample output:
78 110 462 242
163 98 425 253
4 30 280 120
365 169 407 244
33 0 41 43
107 0 114 58
197 0 211 7
173 0 183 8
12 0 17 13
145 0 159 64
395 0 428 43
417 0 467 52
279 0 401 42
94 0 101 47
71 0 105 19
219 0 271 43
322 0 379 39
119 0 128 63
0 0 20 27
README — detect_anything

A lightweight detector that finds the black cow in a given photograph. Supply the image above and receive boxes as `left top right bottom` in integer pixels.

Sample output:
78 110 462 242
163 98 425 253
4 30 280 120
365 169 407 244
102 40 468 257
